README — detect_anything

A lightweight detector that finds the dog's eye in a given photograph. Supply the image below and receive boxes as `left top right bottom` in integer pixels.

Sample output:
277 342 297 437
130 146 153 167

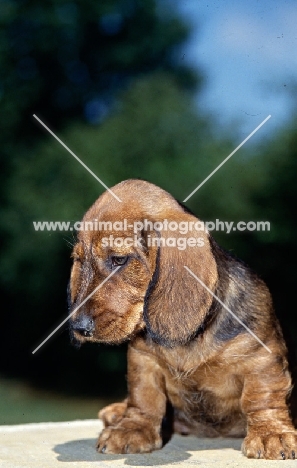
111 256 128 267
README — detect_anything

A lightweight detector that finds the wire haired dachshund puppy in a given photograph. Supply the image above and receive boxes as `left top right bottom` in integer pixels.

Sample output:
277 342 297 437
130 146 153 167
69 179 296 459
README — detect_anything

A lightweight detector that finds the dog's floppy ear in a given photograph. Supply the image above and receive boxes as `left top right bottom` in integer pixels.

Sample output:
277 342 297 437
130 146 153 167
143 221 218 346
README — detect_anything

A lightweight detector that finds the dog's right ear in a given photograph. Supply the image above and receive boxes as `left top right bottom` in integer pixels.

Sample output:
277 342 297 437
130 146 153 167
143 225 218 347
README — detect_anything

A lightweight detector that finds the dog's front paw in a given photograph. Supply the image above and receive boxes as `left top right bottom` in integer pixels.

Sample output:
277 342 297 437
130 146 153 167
98 401 127 427
96 417 162 454
242 432 297 460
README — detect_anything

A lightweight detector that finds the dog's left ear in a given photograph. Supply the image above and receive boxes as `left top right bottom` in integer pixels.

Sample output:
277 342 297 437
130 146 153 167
143 222 218 346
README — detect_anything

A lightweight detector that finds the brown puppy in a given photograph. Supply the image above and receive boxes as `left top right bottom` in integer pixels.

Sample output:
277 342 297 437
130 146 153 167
69 179 296 459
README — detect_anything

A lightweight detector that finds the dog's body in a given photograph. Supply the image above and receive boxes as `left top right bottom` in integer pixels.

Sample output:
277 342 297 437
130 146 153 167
69 179 297 459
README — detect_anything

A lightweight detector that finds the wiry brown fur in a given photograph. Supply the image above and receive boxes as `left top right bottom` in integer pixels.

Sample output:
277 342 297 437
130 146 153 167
69 179 297 459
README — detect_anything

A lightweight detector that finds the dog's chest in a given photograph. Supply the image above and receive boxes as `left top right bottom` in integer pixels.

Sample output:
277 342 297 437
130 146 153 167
162 358 243 424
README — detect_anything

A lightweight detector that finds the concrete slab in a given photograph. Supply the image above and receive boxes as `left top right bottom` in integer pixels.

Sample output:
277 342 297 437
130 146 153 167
0 420 295 468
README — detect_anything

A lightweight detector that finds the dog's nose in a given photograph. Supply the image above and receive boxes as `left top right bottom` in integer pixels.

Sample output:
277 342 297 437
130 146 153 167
71 315 95 337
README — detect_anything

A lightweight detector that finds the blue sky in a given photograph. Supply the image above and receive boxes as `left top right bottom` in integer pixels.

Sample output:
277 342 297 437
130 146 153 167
176 0 297 140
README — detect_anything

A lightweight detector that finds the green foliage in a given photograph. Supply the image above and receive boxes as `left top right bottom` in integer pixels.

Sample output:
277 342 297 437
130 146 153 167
0 0 197 143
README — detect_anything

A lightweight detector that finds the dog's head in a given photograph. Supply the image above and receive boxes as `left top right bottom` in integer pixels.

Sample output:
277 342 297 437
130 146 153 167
69 180 217 347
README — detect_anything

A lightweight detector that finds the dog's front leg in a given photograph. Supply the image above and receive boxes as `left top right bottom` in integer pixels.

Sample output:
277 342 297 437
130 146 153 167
241 352 297 460
97 343 166 454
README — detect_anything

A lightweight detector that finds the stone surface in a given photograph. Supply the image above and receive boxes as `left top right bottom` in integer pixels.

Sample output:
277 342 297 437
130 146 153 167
0 420 295 468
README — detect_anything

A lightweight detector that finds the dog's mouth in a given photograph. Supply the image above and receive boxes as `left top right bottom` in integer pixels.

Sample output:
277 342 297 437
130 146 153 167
69 328 95 348
79 329 94 338
71 328 94 340
68 322 94 348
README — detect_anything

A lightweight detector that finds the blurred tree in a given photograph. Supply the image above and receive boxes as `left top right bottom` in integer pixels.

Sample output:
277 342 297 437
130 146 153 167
0 0 197 144
0 0 198 250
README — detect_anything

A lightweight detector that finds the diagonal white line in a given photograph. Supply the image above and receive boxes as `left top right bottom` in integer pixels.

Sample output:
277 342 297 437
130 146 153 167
32 266 121 354
33 114 122 202
183 115 271 202
184 266 272 353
